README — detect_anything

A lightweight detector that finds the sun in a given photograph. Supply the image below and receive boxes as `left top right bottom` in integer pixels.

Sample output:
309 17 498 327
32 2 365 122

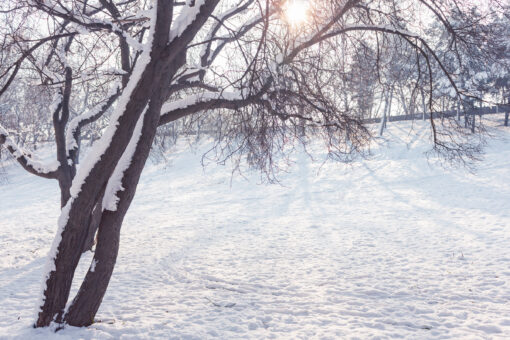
283 0 310 27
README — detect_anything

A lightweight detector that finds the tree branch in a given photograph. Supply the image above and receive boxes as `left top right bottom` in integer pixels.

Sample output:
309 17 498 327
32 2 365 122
0 125 59 179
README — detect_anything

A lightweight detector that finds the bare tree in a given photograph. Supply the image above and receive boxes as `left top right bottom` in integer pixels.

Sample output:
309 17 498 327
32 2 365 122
0 0 508 329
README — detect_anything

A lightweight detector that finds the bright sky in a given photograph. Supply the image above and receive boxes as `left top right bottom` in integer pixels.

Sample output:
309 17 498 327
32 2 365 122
283 0 310 27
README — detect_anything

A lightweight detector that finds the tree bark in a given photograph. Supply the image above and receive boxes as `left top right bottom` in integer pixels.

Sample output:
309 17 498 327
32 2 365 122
64 92 164 327
81 200 103 253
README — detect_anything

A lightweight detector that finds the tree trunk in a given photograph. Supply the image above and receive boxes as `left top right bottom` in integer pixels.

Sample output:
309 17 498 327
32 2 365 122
34 0 221 328
379 91 389 136
35 198 99 327
64 207 124 326
81 200 103 253
64 93 163 326
506 96 510 127
386 87 393 123
35 2 174 326
420 89 427 121
399 87 408 117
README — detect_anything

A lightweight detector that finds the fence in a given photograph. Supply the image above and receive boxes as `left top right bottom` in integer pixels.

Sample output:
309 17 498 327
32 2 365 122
365 104 510 126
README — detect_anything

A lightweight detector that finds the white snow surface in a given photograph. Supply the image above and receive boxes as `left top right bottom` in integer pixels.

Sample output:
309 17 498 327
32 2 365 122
1 118 510 339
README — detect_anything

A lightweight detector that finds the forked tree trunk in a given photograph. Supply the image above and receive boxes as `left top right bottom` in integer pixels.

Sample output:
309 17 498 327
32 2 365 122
64 95 162 326
35 2 173 327
420 89 427 121
35 196 99 327
35 0 220 328
399 87 408 117
379 89 392 136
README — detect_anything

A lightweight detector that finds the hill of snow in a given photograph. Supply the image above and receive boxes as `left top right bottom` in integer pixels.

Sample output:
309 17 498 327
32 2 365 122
1 118 510 339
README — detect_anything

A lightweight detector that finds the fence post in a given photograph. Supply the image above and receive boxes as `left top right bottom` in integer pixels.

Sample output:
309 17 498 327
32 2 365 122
506 98 510 127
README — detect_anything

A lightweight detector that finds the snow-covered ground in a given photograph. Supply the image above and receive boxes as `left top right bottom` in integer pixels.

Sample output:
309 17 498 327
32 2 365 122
1 118 510 339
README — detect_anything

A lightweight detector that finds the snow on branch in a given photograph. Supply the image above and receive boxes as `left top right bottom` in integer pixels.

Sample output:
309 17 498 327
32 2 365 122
30 0 143 50
68 3 157 198
169 0 208 42
159 89 273 125
161 90 244 113
0 124 60 179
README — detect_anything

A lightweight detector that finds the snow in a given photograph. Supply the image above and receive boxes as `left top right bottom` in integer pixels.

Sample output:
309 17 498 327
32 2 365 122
1 117 510 339
161 91 243 114
0 125 60 175
169 0 206 42
102 103 148 212
37 197 73 315
48 92 63 118
89 259 97 273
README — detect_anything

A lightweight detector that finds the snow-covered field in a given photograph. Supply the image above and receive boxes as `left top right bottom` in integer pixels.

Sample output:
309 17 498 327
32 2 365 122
1 118 510 339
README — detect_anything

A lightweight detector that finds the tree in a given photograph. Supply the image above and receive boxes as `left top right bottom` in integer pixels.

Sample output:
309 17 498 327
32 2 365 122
0 0 508 329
